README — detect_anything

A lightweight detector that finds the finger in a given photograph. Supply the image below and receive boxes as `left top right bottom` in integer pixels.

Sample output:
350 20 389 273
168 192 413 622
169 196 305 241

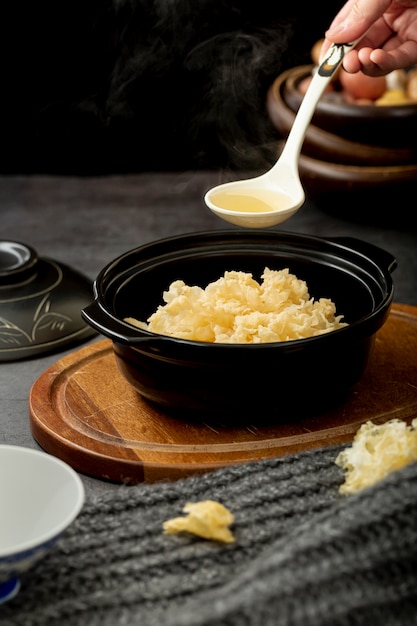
349 40 417 76
368 41 417 71
326 0 392 41
340 50 364 73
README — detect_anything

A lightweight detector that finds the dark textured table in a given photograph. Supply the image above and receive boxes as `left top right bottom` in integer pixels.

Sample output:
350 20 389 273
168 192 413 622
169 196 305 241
1 171 417 496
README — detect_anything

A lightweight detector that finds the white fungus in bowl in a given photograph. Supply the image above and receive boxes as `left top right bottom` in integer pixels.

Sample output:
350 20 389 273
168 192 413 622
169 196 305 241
125 267 347 344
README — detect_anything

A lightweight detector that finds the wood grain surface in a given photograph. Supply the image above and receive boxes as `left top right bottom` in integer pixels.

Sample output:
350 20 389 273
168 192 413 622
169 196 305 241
29 303 417 483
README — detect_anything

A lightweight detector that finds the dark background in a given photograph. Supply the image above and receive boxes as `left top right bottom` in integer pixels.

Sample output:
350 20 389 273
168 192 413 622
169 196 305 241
0 0 344 175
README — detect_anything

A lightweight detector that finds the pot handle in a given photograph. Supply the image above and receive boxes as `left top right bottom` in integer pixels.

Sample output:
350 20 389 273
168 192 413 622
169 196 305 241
329 237 397 273
82 301 169 346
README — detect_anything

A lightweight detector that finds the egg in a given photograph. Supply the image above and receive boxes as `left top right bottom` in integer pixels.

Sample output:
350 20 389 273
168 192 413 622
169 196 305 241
406 69 417 101
311 39 325 65
298 75 334 97
339 69 387 101
375 88 412 106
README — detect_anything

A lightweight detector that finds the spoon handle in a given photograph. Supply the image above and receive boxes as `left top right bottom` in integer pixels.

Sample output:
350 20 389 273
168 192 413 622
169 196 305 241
317 40 359 78
276 39 361 171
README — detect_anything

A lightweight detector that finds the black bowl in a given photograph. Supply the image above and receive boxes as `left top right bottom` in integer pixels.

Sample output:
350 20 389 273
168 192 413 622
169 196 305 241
82 231 396 421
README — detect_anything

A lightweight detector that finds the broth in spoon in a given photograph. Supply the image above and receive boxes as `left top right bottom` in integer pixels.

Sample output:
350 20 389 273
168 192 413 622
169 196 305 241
204 38 362 228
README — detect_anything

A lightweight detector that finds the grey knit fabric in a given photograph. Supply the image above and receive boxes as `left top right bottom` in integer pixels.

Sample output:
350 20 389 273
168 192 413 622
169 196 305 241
2 445 417 626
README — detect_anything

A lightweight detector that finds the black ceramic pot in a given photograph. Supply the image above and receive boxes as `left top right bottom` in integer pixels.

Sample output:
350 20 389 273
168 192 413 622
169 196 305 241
82 231 396 421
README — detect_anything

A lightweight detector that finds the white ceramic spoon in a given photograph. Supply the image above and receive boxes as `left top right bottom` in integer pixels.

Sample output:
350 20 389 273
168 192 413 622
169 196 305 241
204 40 361 228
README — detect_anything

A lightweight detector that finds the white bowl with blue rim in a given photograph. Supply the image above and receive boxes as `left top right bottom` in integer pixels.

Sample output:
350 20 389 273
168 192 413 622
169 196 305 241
0 445 85 603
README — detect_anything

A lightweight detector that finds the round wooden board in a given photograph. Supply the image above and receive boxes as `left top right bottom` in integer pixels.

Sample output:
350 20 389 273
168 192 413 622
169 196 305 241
29 303 417 483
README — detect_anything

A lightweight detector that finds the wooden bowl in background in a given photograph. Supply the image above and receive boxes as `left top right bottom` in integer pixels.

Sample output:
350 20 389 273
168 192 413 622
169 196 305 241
281 64 417 148
266 67 417 166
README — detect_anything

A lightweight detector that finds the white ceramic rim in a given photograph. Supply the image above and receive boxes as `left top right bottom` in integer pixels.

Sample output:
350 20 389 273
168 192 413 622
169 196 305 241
0 445 85 557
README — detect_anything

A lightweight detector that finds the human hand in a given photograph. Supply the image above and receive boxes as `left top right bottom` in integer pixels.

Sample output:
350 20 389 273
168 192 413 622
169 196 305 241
321 0 417 76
